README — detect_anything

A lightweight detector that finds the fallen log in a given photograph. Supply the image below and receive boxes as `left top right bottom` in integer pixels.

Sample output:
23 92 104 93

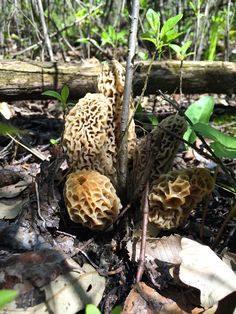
0 60 235 101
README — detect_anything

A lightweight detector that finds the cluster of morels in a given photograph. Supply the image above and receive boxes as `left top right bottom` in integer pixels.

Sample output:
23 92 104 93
63 60 215 231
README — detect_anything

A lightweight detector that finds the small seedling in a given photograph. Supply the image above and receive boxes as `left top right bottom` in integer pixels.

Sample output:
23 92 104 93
42 85 70 114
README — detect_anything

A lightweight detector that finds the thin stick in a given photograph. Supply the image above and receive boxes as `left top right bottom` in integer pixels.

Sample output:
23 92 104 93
7 133 47 161
136 181 149 283
118 0 139 194
12 4 103 57
212 204 236 250
37 0 54 61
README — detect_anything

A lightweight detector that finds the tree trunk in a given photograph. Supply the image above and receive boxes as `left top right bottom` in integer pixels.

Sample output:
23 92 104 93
0 60 235 101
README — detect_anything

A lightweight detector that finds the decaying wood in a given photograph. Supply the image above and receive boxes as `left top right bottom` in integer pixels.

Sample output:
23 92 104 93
0 60 236 101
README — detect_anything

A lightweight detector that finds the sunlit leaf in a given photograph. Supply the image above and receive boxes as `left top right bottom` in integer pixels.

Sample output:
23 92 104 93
163 30 184 43
181 40 192 55
192 123 236 149
183 96 214 144
141 33 158 46
0 123 21 136
86 304 101 314
147 113 158 128
146 9 160 33
210 142 236 159
169 44 181 55
61 85 69 103
0 290 17 309
160 13 183 38
42 90 62 102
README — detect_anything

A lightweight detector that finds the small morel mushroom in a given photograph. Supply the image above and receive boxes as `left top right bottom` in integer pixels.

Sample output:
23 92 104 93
148 168 215 229
64 170 122 230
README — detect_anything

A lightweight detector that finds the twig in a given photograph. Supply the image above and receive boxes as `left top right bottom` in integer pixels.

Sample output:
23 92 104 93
35 181 46 228
136 181 149 283
12 4 103 56
118 0 139 195
212 204 236 250
7 133 47 161
200 166 219 240
37 0 54 61
86 38 112 60
158 90 236 185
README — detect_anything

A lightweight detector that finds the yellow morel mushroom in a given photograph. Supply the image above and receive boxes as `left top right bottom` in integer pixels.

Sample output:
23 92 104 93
149 168 215 229
64 170 122 230
62 93 117 185
97 60 136 157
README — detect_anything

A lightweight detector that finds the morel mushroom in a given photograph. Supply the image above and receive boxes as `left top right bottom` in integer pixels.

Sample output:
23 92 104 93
62 93 117 185
148 168 215 229
64 170 122 230
130 115 188 199
97 60 136 157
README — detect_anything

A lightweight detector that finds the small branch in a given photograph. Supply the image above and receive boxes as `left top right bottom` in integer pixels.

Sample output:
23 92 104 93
136 181 149 283
117 0 139 195
212 204 236 250
37 0 54 61
12 4 103 57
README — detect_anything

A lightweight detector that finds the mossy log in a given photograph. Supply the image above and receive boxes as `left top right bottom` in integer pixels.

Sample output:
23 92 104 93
0 60 236 101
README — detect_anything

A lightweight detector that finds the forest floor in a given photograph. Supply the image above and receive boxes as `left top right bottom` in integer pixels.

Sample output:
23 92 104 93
0 94 236 314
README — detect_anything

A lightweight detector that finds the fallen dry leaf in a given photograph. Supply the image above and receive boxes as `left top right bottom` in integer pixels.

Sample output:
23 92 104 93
122 282 189 314
179 237 236 308
127 235 182 264
0 249 105 314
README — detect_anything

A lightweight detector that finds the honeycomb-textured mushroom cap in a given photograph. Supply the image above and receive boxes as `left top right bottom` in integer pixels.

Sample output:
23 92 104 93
62 93 117 184
148 168 215 229
64 170 122 230
97 60 136 157
130 115 187 199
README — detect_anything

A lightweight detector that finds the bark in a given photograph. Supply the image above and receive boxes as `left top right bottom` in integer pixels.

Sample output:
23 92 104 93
0 60 236 101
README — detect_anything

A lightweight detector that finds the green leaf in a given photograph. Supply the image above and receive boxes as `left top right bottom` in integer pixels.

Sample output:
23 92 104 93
147 113 158 128
183 96 214 144
85 304 101 314
169 44 181 55
0 123 21 136
163 30 184 43
146 9 160 33
160 13 183 39
192 123 236 149
210 142 236 159
0 290 18 309
76 38 90 44
111 305 122 314
50 138 60 145
141 33 158 46
181 40 192 55
61 85 69 103
42 90 62 102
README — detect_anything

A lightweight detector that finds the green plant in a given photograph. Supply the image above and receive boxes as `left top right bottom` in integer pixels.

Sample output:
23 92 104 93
42 85 70 114
206 13 224 60
0 123 21 136
0 289 17 309
183 96 214 144
191 123 236 159
169 40 193 61
183 95 236 159
141 8 183 55
85 304 122 314
101 25 127 47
